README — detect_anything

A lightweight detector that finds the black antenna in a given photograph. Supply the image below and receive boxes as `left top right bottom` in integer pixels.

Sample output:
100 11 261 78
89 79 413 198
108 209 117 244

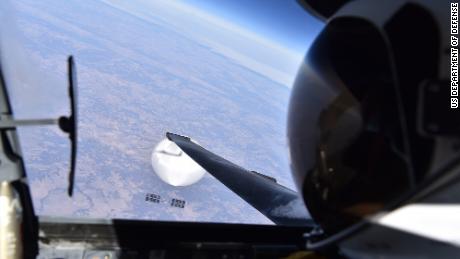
58 56 78 197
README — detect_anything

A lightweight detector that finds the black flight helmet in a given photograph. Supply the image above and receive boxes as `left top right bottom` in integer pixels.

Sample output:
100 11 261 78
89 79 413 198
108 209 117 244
288 0 459 237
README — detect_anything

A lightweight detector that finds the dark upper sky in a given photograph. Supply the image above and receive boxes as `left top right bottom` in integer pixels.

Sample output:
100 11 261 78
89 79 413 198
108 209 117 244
182 0 324 55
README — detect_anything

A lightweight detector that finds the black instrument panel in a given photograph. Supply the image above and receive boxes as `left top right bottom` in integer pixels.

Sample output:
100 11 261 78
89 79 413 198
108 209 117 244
37 217 311 259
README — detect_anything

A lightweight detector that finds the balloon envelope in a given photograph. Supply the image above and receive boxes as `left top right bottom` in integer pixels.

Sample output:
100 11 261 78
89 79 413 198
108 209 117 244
151 137 206 186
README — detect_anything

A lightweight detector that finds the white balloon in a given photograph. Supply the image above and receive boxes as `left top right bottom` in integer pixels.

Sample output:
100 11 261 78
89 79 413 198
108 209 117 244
151 137 206 186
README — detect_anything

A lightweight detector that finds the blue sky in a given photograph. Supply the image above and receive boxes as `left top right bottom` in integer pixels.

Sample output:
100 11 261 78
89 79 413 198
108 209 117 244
180 0 324 54
97 0 321 86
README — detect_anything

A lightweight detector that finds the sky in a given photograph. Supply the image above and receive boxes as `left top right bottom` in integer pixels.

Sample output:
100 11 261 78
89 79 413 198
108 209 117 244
99 0 323 86
179 0 324 55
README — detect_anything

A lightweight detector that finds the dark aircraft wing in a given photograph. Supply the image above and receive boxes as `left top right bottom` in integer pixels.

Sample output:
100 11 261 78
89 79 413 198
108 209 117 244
166 132 313 226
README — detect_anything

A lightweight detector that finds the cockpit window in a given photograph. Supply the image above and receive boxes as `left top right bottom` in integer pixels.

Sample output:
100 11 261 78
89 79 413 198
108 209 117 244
4 0 323 224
